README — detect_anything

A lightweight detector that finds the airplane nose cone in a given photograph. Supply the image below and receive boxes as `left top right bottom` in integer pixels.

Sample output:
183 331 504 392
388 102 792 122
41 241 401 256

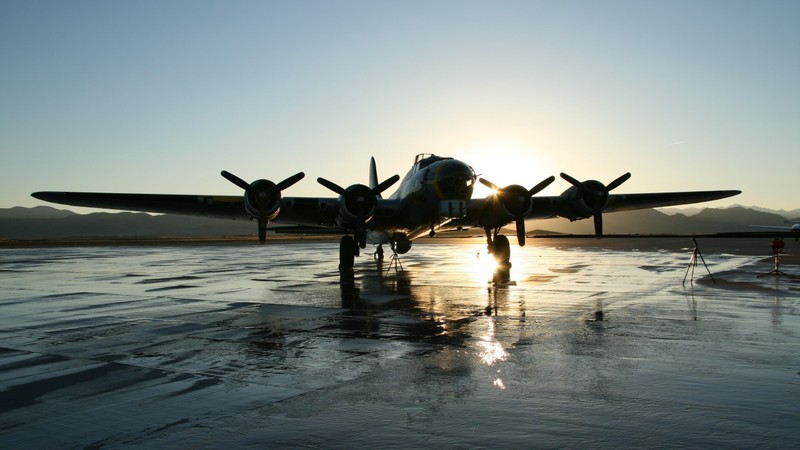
436 161 476 199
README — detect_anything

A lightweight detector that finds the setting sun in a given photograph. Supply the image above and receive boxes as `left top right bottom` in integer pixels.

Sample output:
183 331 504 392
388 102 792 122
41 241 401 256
457 140 559 199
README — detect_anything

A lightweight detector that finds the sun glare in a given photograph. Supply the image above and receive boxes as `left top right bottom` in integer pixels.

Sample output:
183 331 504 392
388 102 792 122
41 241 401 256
458 141 557 198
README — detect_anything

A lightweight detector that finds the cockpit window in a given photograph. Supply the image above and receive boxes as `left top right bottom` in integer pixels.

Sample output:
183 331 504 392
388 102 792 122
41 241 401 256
439 174 470 197
414 154 453 171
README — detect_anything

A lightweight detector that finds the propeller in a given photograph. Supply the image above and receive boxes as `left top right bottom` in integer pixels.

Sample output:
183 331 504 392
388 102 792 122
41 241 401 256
479 175 556 246
221 170 305 242
317 174 400 248
560 172 631 238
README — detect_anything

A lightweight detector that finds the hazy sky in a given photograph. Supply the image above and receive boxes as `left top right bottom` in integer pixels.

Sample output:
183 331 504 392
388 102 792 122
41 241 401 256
2 1 798 213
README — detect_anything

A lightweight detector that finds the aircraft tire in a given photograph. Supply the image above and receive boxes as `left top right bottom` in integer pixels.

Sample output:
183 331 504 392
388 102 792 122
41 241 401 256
339 235 356 270
493 234 511 264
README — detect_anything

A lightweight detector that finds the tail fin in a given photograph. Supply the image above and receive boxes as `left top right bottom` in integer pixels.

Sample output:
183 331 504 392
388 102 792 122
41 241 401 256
369 157 380 197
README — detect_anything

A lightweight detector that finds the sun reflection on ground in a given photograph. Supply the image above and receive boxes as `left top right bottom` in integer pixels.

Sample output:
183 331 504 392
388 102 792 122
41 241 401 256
467 244 498 284
478 313 509 389
478 338 508 366
478 315 508 366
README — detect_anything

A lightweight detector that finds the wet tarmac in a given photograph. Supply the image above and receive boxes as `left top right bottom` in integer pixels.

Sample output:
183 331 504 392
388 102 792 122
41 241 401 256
1 237 799 448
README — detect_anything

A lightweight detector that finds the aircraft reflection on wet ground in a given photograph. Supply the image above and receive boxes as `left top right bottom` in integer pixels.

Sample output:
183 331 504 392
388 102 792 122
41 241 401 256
0 237 798 448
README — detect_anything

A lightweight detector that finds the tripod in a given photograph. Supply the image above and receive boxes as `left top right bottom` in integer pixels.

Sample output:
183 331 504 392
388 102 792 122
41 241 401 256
683 236 715 285
757 250 790 278
385 253 404 274
757 238 793 278
384 246 404 275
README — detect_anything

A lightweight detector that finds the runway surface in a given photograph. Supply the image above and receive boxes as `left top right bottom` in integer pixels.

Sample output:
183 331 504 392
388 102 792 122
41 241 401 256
1 237 798 448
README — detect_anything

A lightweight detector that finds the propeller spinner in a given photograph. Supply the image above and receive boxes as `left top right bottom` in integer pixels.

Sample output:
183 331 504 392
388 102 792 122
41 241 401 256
221 170 305 242
560 172 631 238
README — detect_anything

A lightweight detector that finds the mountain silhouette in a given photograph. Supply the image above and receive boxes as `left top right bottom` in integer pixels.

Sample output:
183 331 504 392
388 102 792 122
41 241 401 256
528 206 789 235
0 206 76 219
0 207 255 239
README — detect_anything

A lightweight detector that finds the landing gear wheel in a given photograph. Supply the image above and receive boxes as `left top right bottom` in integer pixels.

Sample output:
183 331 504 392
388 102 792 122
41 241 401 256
492 234 512 284
339 235 357 270
492 235 511 264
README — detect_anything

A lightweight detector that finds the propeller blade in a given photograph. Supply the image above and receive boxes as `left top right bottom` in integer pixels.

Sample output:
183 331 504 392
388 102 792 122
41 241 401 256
479 178 501 191
355 210 367 248
606 172 631 191
221 170 251 191
528 175 555 196
373 174 400 195
276 172 305 191
317 177 348 196
258 218 267 242
560 172 581 187
516 217 526 247
593 213 603 239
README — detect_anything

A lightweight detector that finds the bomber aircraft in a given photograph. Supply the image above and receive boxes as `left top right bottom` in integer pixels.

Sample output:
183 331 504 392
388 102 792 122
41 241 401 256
33 153 740 273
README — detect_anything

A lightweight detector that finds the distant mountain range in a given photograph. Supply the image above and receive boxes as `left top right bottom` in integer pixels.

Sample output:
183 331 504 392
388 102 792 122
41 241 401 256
0 206 255 239
528 206 796 235
0 205 797 240
659 205 800 218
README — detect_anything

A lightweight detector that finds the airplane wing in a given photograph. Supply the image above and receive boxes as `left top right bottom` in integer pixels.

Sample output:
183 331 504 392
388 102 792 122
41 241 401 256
31 192 365 243
581 190 743 214
31 167 404 245
457 188 741 243
31 191 252 220
31 190 346 224
460 190 740 223
750 223 799 241
30 189 412 243
749 225 788 230
749 225 798 231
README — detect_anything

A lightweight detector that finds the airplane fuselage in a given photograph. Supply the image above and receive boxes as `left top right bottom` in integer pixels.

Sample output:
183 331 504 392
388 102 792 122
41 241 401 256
367 154 477 248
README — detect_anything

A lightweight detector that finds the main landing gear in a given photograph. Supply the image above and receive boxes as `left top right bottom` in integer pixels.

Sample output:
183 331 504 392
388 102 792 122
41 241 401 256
485 228 512 283
339 236 404 274
339 235 359 270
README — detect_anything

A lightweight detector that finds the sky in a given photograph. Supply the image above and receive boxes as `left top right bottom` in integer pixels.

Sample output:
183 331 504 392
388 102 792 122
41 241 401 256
1 0 798 214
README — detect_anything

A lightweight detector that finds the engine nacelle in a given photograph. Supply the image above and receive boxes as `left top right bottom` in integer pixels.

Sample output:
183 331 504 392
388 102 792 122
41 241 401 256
334 184 377 228
557 180 608 220
498 184 534 218
242 179 282 221
477 184 534 228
